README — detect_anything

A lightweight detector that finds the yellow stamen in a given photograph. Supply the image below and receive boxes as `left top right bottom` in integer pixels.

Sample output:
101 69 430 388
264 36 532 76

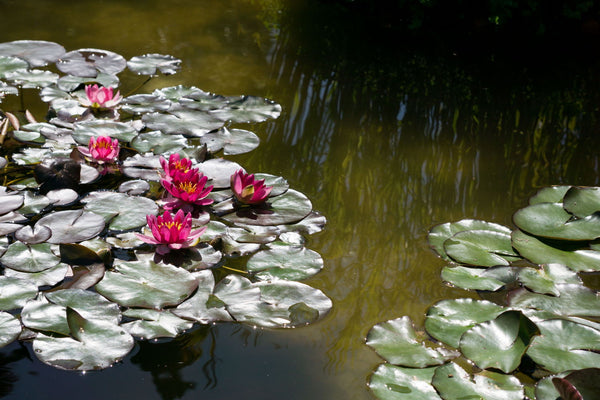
161 221 182 230
177 181 198 194
241 185 255 198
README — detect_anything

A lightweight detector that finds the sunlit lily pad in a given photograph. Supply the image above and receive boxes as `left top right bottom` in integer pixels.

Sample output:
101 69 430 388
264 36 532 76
130 130 188 154
118 179 150 196
0 40 65 67
173 270 232 324
142 109 223 137
511 229 600 272
36 209 106 244
15 224 52 244
1 241 60 272
200 127 260 155
0 55 28 78
3 262 68 287
509 283 600 318
526 319 600 373
528 185 571 205
33 308 134 371
72 120 138 144
127 54 182 75
444 230 520 266
0 189 24 214
441 265 520 291
96 259 198 309
209 95 282 123
432 362 523 400
424 298 506 348
366 316 457 367
196 158 243 188
57 72 119 92
0 276 38 310
222 189 312 226
563 186 600 217
122 308 193 339
0 312 22 348
121 94 172 114
57 48 127 77
368 364 442 400
46 188 79 206
247 242 323 281
428 219 512 261
460 311 539 373
4 69 59 88
18 191 51 215
82 191 158 231
121 153 162 181
517 263 582 296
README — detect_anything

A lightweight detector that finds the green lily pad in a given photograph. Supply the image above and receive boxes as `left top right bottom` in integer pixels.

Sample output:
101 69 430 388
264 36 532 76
96 259 198 309
72 120 138 144
4 69 59 88
121 308 193 339
127 54 181 75
56 48 127 77
208 95 282 123
444 229 520 266
509 283 600 318
0 40 65 67
81 191 158 231
121 153 162 181
226 225 279 244
0 190 24 214
517 263 582 296
428 219 512 261
366 316 457 367
196 158 243 188
18 190 51 215
33 308 134 371
0 55 28 78
0 312 22 348
12 129 44 143
0 241 60 272
118 180 150 196
460 310 539 373
35 209 106 244
528 186 571 205
222 189 312 226
57 72 119 92
14 224 52 244
536 369 600 400
21 295 69 335
0 276 38 311
153 85 215 101
200 127 260 155
3 262 68 287
142 109 223 137
130 130 188 154
247 242 324 281
441 265 520 291
424 298 506 348
511 229 600 272
514 202 600 241
173 270 233 324
432 362 523 400
121 94 172 114
563 186 600 218
368 364 442 400
526 319 600 373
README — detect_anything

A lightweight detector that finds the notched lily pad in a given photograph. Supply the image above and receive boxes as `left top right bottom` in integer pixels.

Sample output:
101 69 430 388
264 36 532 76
0 241 60 272
121 94 171 114
36 209 106 244
0 276 38 311
444 229 520 267
4 69 59 88
127 54 182 76
0 312 22 348
368 364 442 400
57 48 127 77
200 127 260 155
247 242 323 281
122 309 193 339
0 40 66 67
82 191 158 231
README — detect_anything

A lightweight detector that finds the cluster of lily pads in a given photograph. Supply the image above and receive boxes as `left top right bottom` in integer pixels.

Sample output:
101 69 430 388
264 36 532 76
0 40 331 371
366 185 600 400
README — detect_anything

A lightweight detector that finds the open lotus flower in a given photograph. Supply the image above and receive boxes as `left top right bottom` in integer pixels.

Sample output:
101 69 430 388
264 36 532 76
78 136 120 163
161 169 214 212
80 84 122 109
230 169 273 205
159 153 193 182
136 209 206 255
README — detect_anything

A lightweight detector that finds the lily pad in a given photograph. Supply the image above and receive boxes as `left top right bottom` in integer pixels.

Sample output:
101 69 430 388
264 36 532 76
72 120 138 144
33 308 134 371
200 127 260 155
118 180 150 196
173 270 232 324
0 276 38 310
366 316 457 367
95 259 198 309
444 229 520 266
517 263 582 296
36 209 106 244
121 94 172 114
56 48 127 77
196 158 243 188
0 312 22 348
528 185 571 205
82 191 158 231
509 283 600 318
57 72 119 92
441 265 520 291
536 369 600 400
121 153 162 181
209 95 282 123
142 110 223 137
368 364 442 400
247 242 323 281
18 191 51 215
0 241 60 272
3 262 68 287
0 40 66 67
526 319 600 373
122 308 193 339
130 130 188 154
563 186 600 217
4 69 59 88
0 189 24 214
0 55 29 78
14 224 52 244
424 298 506 348
127 54 182 75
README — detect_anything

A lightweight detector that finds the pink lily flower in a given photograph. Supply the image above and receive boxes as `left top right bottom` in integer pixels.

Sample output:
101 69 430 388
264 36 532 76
135 209 206 255
230 169 273 205
80 84 122 109
161 169 214 212
159 153 193 182
78 136 120 163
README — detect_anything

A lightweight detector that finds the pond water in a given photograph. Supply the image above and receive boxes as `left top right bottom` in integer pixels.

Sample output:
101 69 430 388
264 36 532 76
1 1 600 399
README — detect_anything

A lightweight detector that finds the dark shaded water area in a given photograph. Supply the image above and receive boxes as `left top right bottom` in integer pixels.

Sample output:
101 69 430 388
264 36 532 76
1 1 600 399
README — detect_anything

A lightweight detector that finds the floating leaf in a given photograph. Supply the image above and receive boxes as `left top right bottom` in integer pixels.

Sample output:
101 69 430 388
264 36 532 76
121 153 162 181
142 110 223 137
0 276 38 310
33 308 134 371
4 69 59 88
0 40 66 67
56 48 127 77
0 55 28 78
3 263 68 287
18 191 51 215
196 158 243 188
526 319 600 373
428 219 512 261
46 188 79 206
208 95 282 123
368 364 442 400
122 309 193 339
0 312 21 348
130 130 188 154
444 230 520 266
441 265 519 291
96 259 198 309
528 185 571 205
127 54 181 75
121 94 171 114
0 241 60 272
72 120 137 144
82 191 158 231
200 127 260 155
36 209 106 244
0 189 24 214
57 72 119 92
517 263 582 296
536 369 600 400
424 298 506 348
173 270 232 324
247 242 323 281
14 224 52 244
118 180 150 196
366 316 457 367
509 283 600 318
563 186 600 218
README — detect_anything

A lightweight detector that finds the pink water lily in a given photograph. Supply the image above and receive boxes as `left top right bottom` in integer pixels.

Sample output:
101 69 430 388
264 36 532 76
136 209 206 255
230 169 273 205
159 153 193 182
161 169 214 212
78 136 120 163
80 84 122 109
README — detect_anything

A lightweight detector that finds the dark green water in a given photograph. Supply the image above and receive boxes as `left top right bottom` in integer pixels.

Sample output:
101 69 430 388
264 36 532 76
1 1 600 399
